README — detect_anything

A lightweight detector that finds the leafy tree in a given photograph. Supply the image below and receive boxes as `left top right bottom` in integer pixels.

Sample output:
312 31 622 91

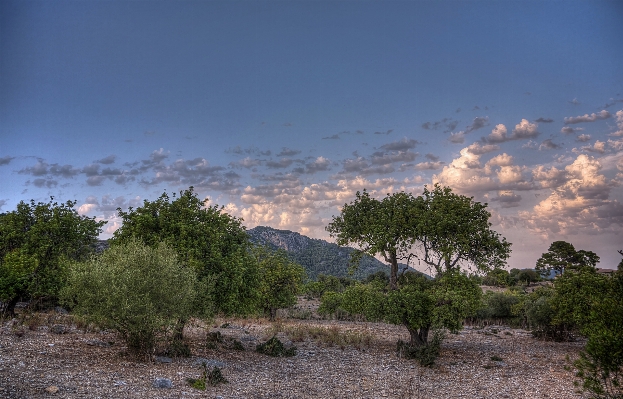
253 246 306 321
0 199 105 316
61 239 196 358
510 268 541 285
482 268 511 287
553 264 623 398
536 241 599 277
326 190 418 289
413 185 511 276
111 187 259 317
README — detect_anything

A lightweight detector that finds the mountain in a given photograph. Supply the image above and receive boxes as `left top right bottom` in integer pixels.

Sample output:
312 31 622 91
247 225 395 281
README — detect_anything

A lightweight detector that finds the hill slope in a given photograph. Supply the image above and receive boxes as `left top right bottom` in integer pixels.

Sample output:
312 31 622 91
247 225 393 280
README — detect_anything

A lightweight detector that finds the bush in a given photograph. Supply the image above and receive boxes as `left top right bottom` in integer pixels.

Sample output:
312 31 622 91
476 291 521 320
61 239 197 358
256 336 296 357
396 329 445 367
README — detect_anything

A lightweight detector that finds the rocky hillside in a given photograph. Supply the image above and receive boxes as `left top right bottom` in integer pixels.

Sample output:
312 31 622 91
248 225 395 280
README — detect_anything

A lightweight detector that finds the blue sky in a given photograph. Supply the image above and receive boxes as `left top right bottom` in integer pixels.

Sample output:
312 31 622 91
2 0 623 272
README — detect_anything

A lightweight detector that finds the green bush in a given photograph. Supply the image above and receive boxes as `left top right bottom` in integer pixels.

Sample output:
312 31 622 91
61 239 197 358
476 291 521 320
256 336 296 357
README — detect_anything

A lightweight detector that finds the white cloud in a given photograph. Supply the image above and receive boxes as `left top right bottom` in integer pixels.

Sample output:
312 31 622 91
564 110 611 124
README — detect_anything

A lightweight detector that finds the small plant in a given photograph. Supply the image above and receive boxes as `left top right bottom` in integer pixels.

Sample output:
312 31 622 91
230 339 245 351
187 362 228 390
164 339 192 358
256 336 296 357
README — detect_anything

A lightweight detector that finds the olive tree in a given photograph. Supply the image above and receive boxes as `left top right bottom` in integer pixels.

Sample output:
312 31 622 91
61 239 196 358
325 185 504 355
253 246 306 321
112 187 259 317
0 199 105 316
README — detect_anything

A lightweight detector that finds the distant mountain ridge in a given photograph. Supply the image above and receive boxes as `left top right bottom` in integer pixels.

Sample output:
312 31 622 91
247 225 394 280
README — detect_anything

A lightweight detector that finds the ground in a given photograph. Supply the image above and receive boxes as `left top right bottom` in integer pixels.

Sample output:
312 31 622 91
0 299 587 399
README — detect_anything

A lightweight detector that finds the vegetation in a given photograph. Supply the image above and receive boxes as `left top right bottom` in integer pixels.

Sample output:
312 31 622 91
253 246 306 321
536 240 599 277
256 336 297 357
61 239 197 358
112 187 259 317
0 198 105 316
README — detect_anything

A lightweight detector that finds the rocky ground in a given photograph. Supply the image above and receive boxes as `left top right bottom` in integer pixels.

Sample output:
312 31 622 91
0 300 587 399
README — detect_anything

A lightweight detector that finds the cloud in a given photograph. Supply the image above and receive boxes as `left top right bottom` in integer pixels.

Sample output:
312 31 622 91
465 116 489 133
490 191 522 208
520 154 622 235
466 142 500 155
0 156 15 165
561 126 583 134
425 153 440 161
370 150 417 166
373 129 393 135
568 98 580 105
19 160 49 176
226 146 270 156
421 118 458 132
277 147 302 157
483 120 539 143
483 124 508 143
301 156 331 174
31 178 58 188
539 139 561 151
512 119 539 139
575 140 606 154
610 110 623 137
564 110 611 124
448 131 466 144
266 158 294 169
535 118 554 123
532 165 568 188
18 160 80 178
522 140 538 149
322 134 340 140
412 161 444 170
380 137 420 151
230 157 262 169
0 199 7 211
577 134 592 142
96 155 117 164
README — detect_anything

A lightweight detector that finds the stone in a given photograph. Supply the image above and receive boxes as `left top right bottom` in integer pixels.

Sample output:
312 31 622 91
45 385 59 394
50 325 67 334
193 358 226 368
152 378 172 388
155 356 172 363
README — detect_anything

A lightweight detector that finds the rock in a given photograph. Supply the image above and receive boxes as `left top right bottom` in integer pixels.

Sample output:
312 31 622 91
152 378 172 388
45 385 59 394
155 356 172 363
193 358 226 368
50 325 67 334
85 339 110 347
54 306 69 315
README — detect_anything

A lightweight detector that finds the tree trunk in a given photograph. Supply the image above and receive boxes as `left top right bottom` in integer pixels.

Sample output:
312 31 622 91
3 296 21 319
173 318 186 342
389 252 398 290
269 307 277 322
407 325 430 347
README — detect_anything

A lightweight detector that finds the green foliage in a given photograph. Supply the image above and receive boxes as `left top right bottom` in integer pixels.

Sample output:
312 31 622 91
256 336 297 357
188 363 228 390
0 198 105 315
536 241 600 277
482 269 511 287
396 329 445 367
112 187 258 317
326 185 511 289
61 239 197 358
253 246 306 321
477 291 521 320
553 266 623 398
414 185 511 276
510 268 541 285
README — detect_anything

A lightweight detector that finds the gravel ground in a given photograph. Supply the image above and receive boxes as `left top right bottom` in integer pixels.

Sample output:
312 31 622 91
0 308 587 399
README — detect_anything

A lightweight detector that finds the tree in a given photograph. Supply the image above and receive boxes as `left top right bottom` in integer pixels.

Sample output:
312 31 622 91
413 185 511 276
111 187 259 317
0 199 105 316
253 246 306 321
325 185 507 354
553 265 623 398
536 241 600 277
61 239 197 358
326 190 418 290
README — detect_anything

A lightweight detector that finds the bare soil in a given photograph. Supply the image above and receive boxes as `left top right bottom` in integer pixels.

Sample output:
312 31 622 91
0 300 587 399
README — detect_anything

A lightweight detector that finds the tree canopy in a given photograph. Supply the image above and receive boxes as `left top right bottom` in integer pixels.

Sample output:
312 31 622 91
535 240 600 277
0 198 105 316
111 187 258 316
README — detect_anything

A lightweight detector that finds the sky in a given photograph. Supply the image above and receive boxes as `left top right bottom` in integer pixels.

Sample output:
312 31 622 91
1 0 623 273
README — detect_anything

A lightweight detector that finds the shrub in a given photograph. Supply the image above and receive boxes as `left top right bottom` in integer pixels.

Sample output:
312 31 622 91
396 329 445 367
61 239 196 358
256 336 296 357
